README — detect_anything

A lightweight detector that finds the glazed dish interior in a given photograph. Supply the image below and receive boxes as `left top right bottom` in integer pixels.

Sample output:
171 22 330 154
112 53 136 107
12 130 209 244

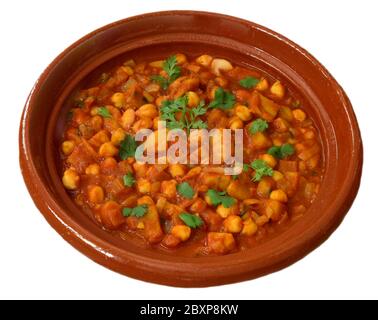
54 45 324 257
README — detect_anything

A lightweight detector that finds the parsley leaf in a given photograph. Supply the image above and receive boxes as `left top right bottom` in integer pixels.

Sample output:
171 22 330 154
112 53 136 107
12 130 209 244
119 134 137 160
123 172 135 187
97 106 112 118
208 87 235 110
267 144 295 159
179 212 203 228
177 182 195 199
249 118 268 134
122 204 148 218
150 55 181 90
239 76 260 89
163 55 181 82
150 75 169 90
160 96 208 132
206 189 236 208
250 159 274 182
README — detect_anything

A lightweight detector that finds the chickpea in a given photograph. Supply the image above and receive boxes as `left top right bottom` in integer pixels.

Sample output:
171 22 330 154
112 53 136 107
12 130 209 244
132 117 153 132
196 54 213 67
293 109 307 122
89 115 103 132
175 53 187 65
255 215 269 226
137 179 151 194
211 58 233 76
121 66 134 75
99 142 118 157
273 117 289 133
61 140 75 155
171 225 191 241
187 91 200 107
272 170 284 181
111 128 126 146
161 180 177 199
223 215 243 233
90 107 99 116
241 218 258 236
229 117 244 130
135 104 158 118
120 108 135 129
62 168 80 190
270 81 285 99
149 60 164 68
260 154 277 168
235 105 252 121
270 189 288 202
256 78 269 91
257 178 275 198
216 204 232 218
88 185 104 204
101 157 117 169
168 164 187 177
85 163 100 175
111 92 126 108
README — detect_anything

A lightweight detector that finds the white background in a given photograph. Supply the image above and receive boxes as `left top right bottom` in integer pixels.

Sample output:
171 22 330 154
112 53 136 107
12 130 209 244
1 0 377 300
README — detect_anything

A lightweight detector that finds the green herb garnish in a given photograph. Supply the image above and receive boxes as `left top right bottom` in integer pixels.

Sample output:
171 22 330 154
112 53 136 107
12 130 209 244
150 75 169 90
177 182 195 199
206 189 235 208
208 87 235 110
160 96 208 132
267 144 295 159
239 76 260 89
151 55 181 90
119 134 137 160
123 172 135 187
97 106 112 118
250 159 274 182
122 204 148 218
249 118 268 135
179 212 203 228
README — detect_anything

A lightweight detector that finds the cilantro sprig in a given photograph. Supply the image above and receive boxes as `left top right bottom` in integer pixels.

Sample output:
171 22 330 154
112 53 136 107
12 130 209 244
246 159 274 182
206 189 235 208
177 182 195 199
267 144 295 159
179 212 203 228
249 118 268 135
239 76 260 89
160 96 208 132
123 172 135 187
97 106 112 118
122 204 148 218
119 134 137 160
208 87 235 110
151 55 181 90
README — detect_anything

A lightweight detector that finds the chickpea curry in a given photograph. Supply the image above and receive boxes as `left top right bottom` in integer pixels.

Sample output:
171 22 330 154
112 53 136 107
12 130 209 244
60 53 323 256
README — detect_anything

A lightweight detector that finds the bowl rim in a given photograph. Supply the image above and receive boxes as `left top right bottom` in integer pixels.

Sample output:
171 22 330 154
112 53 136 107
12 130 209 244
19 10 363 287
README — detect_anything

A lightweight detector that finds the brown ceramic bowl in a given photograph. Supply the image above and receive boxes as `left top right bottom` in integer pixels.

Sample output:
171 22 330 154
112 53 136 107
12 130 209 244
19 11 362 287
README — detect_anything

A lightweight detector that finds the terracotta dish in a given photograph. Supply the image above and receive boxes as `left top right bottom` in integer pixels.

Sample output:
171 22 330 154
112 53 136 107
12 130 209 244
19 11 362 287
